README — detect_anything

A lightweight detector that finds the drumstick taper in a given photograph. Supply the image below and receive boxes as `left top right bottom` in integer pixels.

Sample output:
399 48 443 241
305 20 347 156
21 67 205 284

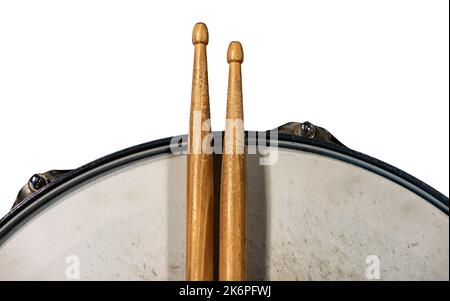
219 41 247 280
186 22 214 281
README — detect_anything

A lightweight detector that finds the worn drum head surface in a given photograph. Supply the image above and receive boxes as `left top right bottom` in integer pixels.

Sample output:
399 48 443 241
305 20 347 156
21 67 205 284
0 145 448 280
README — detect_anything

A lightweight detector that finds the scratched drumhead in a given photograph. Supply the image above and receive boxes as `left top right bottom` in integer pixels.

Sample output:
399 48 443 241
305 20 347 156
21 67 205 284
0 137 447 280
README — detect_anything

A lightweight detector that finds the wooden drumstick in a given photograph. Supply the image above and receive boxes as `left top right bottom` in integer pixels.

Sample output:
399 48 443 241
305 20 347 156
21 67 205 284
219 41 247 280
186 23 214 281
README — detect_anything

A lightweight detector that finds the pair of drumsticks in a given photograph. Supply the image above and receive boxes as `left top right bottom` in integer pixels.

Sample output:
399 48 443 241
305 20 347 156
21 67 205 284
186 23 246 281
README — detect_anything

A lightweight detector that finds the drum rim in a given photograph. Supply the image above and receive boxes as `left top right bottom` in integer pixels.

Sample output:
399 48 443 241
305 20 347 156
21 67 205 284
0 132 448 238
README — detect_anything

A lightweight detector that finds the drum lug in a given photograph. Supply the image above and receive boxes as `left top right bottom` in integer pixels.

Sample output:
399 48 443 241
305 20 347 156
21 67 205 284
13 170 72 208
275 122 345 146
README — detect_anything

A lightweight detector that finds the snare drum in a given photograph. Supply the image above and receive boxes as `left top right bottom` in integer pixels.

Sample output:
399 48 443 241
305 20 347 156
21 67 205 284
0 131 447 280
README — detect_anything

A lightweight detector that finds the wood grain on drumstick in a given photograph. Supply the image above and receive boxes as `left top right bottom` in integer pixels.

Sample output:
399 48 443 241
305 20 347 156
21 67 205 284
186 23 214 281
219 41 247 281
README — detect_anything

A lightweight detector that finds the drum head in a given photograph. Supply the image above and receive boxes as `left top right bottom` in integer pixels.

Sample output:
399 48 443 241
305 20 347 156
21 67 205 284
0 134 448 280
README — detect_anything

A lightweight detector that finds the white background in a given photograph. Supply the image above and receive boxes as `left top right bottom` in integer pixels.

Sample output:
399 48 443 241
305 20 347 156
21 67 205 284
0 0 448 217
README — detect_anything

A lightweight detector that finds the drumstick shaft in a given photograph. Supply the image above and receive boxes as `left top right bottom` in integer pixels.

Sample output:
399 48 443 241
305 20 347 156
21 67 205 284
186 23 214 281
219 42 247 280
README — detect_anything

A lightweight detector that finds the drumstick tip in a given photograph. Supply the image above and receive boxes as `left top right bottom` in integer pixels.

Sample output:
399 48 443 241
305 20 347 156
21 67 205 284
192 22 209 45
227 41 244 64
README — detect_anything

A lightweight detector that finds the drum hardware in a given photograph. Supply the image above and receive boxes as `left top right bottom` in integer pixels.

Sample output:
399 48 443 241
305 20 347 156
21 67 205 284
275 122 344 146
14 170 71 208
